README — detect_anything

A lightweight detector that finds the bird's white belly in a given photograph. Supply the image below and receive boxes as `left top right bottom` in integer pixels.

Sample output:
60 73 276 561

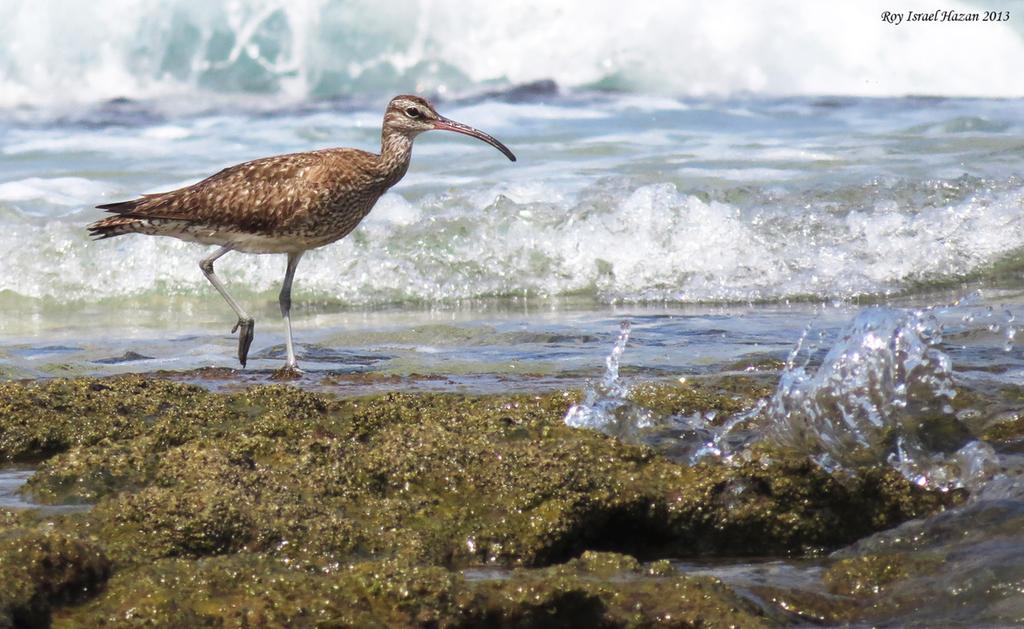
221 232 318 254
167 223 325 254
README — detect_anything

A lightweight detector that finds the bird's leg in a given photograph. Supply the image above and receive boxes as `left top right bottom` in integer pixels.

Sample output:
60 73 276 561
199 246 255 367
278 251 305 373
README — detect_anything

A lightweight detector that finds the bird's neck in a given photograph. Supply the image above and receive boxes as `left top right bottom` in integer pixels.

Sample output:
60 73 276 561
378 129 414 189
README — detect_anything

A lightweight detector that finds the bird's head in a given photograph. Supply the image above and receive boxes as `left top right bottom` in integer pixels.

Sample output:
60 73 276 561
383 95 516 162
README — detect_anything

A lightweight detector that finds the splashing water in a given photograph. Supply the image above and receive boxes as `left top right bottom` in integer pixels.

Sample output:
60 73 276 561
765 306 1005 489
657 407 761 466
566 305 1013 492
563 321 653 437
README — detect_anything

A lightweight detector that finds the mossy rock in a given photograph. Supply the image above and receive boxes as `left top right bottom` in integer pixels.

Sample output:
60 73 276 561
629 377 774 420
0 528 110 628
6 380 954 569
825 554 924 597
0 376 966 625
57 552 776 628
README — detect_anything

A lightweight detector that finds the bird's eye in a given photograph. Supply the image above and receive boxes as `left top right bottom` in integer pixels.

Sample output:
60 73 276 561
405 107 421 118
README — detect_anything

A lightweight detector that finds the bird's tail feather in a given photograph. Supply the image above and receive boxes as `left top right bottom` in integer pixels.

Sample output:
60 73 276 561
90 195 160 239
87 216 147 240
96 198 147 213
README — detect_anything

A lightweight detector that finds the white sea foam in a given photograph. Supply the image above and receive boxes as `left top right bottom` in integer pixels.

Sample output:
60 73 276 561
140 125 193 141
4 177 1024 305
0 0 1021 109
3 132 181 157
0 177 115 207
361 194 422 227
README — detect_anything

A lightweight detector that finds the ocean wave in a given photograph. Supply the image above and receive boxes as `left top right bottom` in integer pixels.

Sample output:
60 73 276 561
1 0 1021 110
0 177 115 207
3 177 1024 305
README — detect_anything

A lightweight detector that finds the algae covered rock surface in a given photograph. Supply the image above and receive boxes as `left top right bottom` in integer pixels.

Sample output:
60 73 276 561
0 375 955 626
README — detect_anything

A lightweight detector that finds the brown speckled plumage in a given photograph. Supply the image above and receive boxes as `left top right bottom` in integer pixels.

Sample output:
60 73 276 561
90 118 416 252
91 148 399 252
87 94 516 371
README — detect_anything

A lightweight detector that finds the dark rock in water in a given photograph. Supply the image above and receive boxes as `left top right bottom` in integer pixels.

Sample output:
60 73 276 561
460 79 561 105
820 497 1024 627
55 97 166 129
251 344 387 365
496 79 560 101
0 375 959 626
91 351 155 365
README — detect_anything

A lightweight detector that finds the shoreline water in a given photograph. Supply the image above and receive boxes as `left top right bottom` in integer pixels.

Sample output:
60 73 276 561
4 291 1024 398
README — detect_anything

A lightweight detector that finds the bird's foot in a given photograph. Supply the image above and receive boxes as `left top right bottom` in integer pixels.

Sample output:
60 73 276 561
270 363 303 381
231 318 255 367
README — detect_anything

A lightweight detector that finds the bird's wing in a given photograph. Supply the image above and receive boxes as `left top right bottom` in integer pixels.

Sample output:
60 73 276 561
97 149 375 234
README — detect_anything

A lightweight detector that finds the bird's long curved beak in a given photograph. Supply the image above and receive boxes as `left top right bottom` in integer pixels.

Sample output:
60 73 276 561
433 116 517 162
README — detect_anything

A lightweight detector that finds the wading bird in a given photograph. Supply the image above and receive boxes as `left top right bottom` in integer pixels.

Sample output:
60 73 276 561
88 95 516 373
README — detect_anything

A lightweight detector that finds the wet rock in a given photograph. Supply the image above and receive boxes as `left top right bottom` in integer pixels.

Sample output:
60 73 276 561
0 376 219 463
982 413 1024 451
60 552 774 628
468 553 776 628
0 528 111 628
91 350 155 365
0 376 962 624
824 554 927 598
629 377 774 420
21 388 952 567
